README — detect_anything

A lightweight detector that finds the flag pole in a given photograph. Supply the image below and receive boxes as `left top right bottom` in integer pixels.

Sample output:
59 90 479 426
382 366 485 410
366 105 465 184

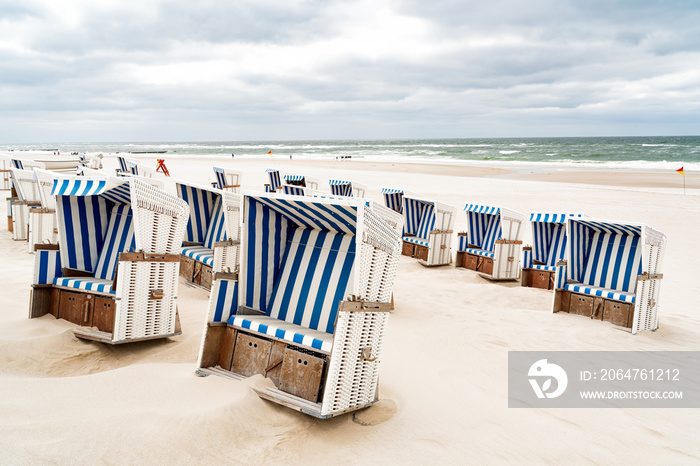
676 166 685 195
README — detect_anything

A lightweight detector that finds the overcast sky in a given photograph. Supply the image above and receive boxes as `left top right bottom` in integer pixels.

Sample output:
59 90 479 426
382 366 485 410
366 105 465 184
1 0 699 142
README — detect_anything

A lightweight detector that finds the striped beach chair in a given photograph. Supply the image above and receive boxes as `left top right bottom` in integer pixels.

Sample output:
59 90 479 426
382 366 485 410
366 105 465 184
552 217 666 334
28 175 190 344
283 174 320 190
176 181 241 290
522 213 586 289
8 168 43 242
264 168 283 193
196 193 403 418
456 204 526 280
401 192 456 266
127 161 156 178
115 156 131 176
212 167 242 193
381 188 404 213
328 179 367 198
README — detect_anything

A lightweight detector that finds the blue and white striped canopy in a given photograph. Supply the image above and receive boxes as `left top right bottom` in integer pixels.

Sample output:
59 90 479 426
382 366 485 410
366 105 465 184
464 204 499 215
573 219 641 236
247 195 357 234
52 178 132 204
529 213 583 223
329 179 351 186
381 188 403 194
284 174 305 181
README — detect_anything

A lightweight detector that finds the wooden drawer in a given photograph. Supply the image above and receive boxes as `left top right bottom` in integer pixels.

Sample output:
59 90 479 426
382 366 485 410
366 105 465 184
530 270 554 290
415 245 429 261
569 293 594 317
58 291 93 327
200 264 214 290
192 261 203 285
180 255 194 280
231 332 273 377
603 300 634 328
477 257 494 276
93 296 115 333
218 327 237 371
559 290 571 313
401 241 415 257
463 253 478 271
279 347 326 403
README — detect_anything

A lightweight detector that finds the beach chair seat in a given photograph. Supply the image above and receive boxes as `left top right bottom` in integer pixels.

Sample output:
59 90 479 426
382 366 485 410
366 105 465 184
530 264 557 272
181 245 215 267
463 247 494 258
228 315 333 353
456 204 525 280
29 177 190 344
53 277 115 294
563 282 636 303
402 236 429 247
197 193 402 418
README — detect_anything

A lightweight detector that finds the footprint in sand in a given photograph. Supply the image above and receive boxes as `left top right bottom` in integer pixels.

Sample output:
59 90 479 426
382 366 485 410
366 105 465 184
352 399 397 426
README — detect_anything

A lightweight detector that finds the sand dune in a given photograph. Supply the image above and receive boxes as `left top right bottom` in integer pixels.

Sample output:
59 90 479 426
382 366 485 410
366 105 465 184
1 155 699 464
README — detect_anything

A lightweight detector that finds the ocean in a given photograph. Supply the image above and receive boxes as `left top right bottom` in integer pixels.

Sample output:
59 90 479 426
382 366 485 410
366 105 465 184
4 136 700 171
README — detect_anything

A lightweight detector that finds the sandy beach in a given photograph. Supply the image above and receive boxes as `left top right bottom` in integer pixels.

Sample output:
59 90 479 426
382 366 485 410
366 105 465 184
2 155 699 464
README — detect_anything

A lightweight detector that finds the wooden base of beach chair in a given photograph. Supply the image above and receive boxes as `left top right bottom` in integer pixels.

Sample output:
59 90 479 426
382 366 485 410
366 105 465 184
521 268 555 290
179 254 214 291
553 290 634 329
401 241 415 257
73 309 182 344
200 323 329 404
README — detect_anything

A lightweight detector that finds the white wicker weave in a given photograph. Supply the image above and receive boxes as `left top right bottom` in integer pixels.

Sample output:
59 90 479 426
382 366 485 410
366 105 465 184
130 177 190 255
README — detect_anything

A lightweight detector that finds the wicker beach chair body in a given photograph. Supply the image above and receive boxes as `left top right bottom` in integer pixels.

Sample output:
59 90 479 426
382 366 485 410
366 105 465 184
551 217 666 334
522 213 587 290
196 192 402 418
456 204 526 280
213 167 242 193
400 192 456 267
176 181 241 290
8 168 44 242
28 176 190 344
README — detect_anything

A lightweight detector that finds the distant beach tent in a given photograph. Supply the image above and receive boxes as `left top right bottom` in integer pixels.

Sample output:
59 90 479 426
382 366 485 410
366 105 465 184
522 213 586 290
196 192 403 418
212 166 242 193
381 188 404 213
176 180 241 290
283 174 320 190
29 175 191 344
552 217 666 334
401 192 456 266
328 179 367 198
8 168 42 242
456 204 526 280
264 168 283 193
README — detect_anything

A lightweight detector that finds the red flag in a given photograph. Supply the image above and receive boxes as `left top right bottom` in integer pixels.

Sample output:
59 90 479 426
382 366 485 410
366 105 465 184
268 151 272 155
676 166 684 176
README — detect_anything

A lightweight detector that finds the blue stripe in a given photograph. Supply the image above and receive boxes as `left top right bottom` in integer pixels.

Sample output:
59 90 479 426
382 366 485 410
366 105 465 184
310 233 343 331
38 250 49 284
293 230 327 326
276 229 312 321
326 237 356 333
245 198 258 308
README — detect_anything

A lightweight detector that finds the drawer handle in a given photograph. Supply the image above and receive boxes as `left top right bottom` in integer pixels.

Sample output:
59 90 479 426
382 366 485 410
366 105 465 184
149 289 164 300
83 301 91 323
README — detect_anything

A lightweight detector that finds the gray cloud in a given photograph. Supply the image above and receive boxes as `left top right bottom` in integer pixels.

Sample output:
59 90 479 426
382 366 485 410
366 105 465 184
1 0 699 142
